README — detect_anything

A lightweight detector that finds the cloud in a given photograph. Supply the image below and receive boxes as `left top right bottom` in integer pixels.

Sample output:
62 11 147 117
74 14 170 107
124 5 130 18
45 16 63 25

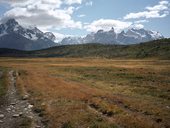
78 14 86 17
52 32 68 42
124 1 170 19
146 1 169 11
124 11 169 19
84 19 132 33
1 0 82 6
0 0 29 4
1 0 83 31
64 0 83 5
134 20 149 24
52 32 79 42
130 24 144 29
85 1 93 6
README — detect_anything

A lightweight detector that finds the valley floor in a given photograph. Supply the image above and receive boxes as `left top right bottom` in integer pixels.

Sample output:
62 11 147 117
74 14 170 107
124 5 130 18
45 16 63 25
0 58 170 128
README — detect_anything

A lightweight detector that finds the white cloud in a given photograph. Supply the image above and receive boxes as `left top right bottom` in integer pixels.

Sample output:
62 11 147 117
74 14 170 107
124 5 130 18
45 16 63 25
124 11 168 19
42 0 62 5
130 24 144 29
135 20 149 24
0 0 29 4
1 0 82 6
85 1 93 6
1 0 83 30
78 14 86 17
52 32 78 42
52 32 67 42
84 19 132 33
146 0 169 11
124 0 170 19
64 0 82 5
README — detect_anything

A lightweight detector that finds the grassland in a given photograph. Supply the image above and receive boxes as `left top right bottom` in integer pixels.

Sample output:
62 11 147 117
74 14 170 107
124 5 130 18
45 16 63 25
0 58 169 128
0 67 8 103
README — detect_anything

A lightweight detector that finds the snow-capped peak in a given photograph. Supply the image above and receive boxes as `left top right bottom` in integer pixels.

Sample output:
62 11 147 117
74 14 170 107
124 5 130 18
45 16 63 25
44 32 56 41
148 30 164 39
0 19 56 42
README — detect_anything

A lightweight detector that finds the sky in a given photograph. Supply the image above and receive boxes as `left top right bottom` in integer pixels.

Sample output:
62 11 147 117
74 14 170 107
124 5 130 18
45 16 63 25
0 0 170 41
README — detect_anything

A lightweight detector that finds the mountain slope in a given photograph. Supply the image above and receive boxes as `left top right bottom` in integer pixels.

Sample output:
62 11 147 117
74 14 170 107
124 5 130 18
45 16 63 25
0 38 169 59
0 19 56 50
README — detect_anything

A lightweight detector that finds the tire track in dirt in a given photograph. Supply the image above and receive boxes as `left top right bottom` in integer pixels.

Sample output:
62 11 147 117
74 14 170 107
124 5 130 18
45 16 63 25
87 96 164 128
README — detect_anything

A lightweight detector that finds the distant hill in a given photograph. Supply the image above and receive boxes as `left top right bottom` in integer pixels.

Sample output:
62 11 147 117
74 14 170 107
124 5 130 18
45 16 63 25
0 38 170 59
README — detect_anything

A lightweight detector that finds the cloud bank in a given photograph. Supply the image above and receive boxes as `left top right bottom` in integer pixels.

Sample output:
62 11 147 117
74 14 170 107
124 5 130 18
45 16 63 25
124 1 170 19
1 0 83 31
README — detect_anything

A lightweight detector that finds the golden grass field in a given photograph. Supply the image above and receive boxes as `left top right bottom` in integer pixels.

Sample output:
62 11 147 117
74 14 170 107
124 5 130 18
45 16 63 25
0 58 170 128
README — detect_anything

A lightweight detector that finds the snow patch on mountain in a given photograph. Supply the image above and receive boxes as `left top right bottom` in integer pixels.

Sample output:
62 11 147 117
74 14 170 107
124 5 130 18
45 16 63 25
0 31 8 37
149 30 164 39
44 32 56 41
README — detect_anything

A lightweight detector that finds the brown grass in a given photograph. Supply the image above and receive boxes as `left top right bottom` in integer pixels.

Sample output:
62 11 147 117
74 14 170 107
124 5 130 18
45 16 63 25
0 58 169 128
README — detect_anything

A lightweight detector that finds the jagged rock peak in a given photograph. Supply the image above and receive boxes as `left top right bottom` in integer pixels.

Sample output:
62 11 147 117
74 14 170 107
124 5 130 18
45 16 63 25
44 32 56 41
109 27 115 32
3 18 19 27
97 29 104 33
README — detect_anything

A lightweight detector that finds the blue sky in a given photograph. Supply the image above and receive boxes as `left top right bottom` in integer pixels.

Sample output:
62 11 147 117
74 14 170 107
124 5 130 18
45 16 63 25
0 0 170 41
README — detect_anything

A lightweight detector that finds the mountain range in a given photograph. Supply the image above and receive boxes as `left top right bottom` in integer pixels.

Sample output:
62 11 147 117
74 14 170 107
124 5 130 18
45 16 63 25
60 27 164 45
0 19 164 50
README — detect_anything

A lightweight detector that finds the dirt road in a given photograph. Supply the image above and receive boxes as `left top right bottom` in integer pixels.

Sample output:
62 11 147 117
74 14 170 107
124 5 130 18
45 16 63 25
0 70 44 128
